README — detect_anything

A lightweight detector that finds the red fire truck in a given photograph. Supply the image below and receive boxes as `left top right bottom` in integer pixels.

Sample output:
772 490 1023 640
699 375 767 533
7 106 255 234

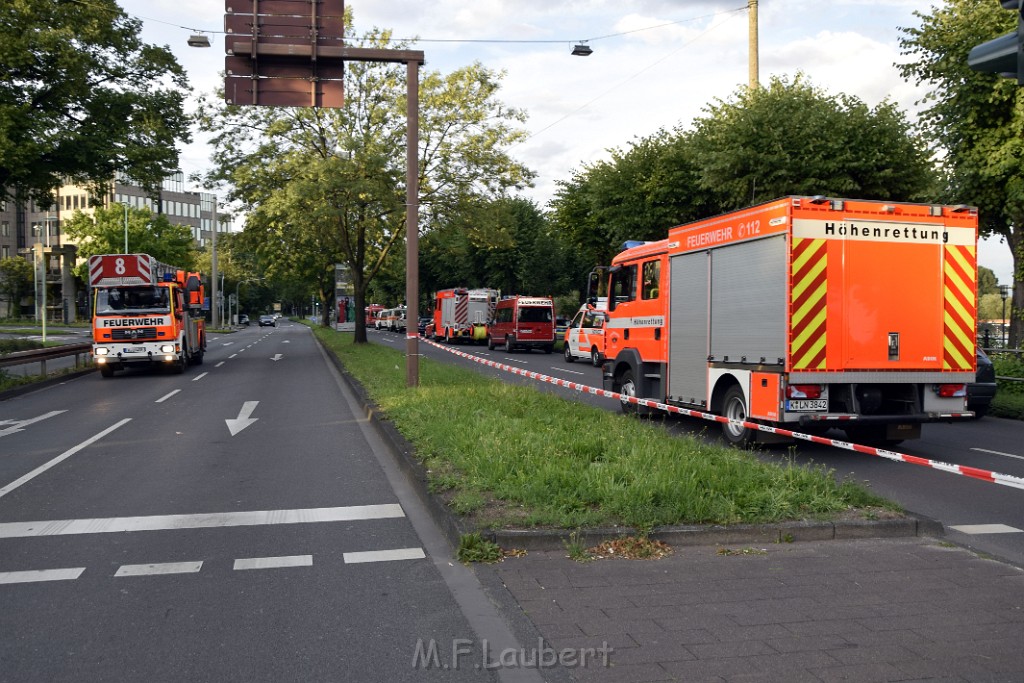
597 196 978 445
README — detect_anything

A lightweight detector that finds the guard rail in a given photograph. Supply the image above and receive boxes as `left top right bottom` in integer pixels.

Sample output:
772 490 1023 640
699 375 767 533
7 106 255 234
0 342 93 377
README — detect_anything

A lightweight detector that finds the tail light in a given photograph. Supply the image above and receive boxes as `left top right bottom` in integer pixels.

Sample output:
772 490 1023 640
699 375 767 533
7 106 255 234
786 384 823 399
936 384 966 398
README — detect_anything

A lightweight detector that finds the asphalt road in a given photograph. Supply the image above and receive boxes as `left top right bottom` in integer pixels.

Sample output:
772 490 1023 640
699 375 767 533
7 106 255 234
375 328 1024 569
0 322 542 683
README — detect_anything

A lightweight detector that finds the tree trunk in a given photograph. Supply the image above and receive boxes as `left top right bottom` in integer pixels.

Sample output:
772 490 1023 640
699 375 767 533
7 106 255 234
1009 228 1023 350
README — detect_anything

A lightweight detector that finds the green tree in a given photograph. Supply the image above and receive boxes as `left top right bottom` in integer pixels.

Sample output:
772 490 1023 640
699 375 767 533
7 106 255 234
898 0 1024 347
0 0 192 206
0 255 33 318
978 265 999 298
549 75 936 275
689 74 937 208
62 206 197 279
196 14 533 341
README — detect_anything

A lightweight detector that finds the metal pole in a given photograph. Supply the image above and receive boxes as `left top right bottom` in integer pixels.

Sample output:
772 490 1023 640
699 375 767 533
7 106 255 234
123 204 128 254
748 0 759 90
41 212 49 343
211 219 219 328
405 59 421 388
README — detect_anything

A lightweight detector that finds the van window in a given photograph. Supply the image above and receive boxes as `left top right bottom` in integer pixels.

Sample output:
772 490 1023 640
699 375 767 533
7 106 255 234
641 260 660 300
518 306 551 323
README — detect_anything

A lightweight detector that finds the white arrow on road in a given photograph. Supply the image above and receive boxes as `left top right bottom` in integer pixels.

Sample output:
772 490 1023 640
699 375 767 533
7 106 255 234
225 401 259 436
0 410 66 438
271 354 283 361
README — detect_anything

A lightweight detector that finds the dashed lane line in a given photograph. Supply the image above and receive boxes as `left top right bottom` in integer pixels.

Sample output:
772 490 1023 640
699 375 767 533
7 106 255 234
234 555 313 571
115 561 203 577
155 390 180 403
192 372 208 381
0 504 406 538
0 568 85 585
1 548 425 585
343 548 426 564
948 524 1024 535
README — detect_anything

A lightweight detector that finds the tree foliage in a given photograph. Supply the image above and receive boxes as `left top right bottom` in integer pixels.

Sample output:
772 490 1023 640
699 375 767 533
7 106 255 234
0 0 192 206
0 256 33 318
898 0 1024 346
62 206 197 279
196 12 533 340
549 75 937 274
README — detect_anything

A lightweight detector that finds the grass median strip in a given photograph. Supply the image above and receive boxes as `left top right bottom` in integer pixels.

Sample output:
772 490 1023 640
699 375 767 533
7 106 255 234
314 327 895 531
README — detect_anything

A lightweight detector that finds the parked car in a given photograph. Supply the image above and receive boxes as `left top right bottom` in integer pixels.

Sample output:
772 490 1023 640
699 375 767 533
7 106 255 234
968 348 998 418
417 317 431 335
563 305 607 366
239 314 249 326
258 314 276 327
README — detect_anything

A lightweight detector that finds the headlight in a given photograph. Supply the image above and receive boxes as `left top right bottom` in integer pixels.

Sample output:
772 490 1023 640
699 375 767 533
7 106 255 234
94 348 109 356
159 344 175 353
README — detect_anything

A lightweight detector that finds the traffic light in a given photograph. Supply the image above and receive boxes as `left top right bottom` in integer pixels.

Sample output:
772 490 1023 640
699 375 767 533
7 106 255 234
968 1 1024 84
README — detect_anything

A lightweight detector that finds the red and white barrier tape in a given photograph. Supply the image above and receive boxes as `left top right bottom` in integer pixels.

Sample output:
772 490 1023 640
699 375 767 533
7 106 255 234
418 337 1024 492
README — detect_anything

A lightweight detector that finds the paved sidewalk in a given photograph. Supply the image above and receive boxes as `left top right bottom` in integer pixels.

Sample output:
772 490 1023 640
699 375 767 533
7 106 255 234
490 537 1024 683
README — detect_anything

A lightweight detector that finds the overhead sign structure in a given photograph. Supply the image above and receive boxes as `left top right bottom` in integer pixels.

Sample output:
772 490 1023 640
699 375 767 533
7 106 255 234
225 0 346 107
223 0 425 387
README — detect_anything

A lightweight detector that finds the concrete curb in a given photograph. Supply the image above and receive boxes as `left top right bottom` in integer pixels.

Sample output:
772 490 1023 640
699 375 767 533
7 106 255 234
317 337 946 552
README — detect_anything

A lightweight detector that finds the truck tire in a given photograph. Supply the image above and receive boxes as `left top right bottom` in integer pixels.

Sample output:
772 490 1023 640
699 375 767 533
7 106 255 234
721 385 755 446
618 369 638 415
173 345 187 374
487 336 496 350
543 344 553 354
505 335 515 352
564 344 575 362
590 348 601 367
192 347 204 366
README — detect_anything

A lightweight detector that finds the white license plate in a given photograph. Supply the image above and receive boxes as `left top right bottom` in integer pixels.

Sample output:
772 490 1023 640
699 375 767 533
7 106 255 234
122 346 146 354
787 399 827 412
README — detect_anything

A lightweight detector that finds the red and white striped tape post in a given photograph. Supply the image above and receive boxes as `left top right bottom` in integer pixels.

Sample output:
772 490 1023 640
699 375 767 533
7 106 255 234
419 337 1024 492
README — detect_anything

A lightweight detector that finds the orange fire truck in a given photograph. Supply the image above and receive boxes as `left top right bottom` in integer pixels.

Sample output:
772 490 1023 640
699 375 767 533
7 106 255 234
89 254 207 377
597 196 978 446
431 287 500 343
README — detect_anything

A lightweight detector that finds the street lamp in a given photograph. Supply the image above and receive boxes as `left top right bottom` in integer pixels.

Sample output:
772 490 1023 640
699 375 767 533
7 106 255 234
121 203 129 254
999 284 1011 348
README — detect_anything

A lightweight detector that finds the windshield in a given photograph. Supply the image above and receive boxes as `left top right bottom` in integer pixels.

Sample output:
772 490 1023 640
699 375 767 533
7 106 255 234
95 286 170 315
518 306 552 323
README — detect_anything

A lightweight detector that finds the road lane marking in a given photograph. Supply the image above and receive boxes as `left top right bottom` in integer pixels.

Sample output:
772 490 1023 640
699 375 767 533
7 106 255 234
0 504 406 538
949 524 1023 535
343 547 425 564
229 353 237 358
971 448 1024 462
192 372 208 382
215 361 225 367
0 419 132 500
0 568 85 585
115 561 203 577
155 390 180 403
234 555 313 571
0 410 67 438
226 401 259 436
557 367 586 376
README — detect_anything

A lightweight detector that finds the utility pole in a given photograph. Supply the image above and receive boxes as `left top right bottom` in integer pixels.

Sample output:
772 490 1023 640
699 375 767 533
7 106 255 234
748 0 759 90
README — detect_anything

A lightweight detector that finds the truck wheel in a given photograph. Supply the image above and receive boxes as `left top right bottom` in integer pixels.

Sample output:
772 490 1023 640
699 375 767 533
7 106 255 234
99 365 114 378
487 336 496 350
564 344 575 362
543 344 553 354
721 385 755 446
505 335 515 352
173 346 187 374
618 369 638 415
192 348 204 366
590 348 601 367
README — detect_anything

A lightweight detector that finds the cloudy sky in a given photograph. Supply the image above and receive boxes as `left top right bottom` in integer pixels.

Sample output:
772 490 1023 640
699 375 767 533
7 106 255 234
118 0 1015 285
